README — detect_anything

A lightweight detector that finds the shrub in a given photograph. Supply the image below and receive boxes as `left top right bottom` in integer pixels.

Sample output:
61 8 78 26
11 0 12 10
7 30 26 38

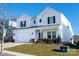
8 36 15 42
36 39 53 44
63 44 76 49
36 39 48 44
30 39 35 43
56 35 61 44
76 41 79 49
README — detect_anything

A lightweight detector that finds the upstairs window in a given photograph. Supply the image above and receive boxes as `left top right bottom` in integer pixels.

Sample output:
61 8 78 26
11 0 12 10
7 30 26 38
48 16 56 24
33 20 36 24
39 19 42 23
20 21 26 27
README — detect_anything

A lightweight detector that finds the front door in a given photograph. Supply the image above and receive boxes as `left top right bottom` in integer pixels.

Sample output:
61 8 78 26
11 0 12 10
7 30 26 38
38 32 43 39
47 32 51 39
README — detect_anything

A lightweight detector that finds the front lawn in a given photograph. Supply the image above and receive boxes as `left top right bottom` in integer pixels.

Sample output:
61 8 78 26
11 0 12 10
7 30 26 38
5 44 79 56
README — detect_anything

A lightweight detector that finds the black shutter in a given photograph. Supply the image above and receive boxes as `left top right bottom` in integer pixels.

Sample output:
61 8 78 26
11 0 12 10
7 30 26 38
48 17 50 24
20 21 22 27
53 16 55 23
24 21 26 27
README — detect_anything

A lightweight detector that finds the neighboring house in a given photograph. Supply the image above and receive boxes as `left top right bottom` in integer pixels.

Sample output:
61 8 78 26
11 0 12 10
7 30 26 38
73 35 79 43
13 7 74 44
0 18 17 42
4 19 17 41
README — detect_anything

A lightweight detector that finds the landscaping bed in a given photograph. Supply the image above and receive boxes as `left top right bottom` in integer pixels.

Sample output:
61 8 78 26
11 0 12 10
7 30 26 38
36 39 60 44
5 44 79 56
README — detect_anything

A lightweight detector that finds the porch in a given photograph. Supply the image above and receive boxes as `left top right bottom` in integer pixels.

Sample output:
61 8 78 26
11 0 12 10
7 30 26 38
34 25 61 44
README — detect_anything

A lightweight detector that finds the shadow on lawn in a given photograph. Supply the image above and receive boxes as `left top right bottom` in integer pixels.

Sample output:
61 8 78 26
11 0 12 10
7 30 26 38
52 49 61 52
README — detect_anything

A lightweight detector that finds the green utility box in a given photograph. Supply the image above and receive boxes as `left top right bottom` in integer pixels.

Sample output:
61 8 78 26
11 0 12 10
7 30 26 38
60 45 70 52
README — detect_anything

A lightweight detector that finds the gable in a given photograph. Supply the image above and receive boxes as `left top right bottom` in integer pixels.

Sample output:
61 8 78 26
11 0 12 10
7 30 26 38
37 7 60 18
17 13 32 21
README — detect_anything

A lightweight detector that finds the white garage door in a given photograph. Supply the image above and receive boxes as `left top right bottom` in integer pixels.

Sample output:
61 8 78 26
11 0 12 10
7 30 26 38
13 29 35 43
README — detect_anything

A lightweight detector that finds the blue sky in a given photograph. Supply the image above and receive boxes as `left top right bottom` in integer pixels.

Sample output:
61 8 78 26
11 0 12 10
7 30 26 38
1 3 79 35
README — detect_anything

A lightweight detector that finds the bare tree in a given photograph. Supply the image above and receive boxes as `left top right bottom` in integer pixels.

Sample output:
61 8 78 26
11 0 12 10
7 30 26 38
0 3 8 54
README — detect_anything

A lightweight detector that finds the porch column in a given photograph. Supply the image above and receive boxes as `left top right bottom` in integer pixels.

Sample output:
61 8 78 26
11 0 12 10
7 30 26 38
59 25 63 42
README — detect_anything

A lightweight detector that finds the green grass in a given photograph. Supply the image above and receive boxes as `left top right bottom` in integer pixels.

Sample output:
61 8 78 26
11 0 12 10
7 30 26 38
5 44 79 56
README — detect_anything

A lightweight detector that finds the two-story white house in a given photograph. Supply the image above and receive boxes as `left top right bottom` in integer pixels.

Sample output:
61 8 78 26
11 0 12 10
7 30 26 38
13 7 74 44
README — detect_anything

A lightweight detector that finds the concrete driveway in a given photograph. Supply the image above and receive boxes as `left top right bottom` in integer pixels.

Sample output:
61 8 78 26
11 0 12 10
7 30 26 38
0 42 26 49
0 42 34 56
0 52 15 56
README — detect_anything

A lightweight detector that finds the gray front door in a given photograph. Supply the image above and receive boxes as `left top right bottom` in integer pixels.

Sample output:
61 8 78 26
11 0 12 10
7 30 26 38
38 32 43 39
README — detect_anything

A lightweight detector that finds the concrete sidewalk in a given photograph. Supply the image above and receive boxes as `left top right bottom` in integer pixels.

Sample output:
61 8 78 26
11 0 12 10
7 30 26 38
0 42 34 56
0 52 14 56
3 50 35 56
0 42 33 49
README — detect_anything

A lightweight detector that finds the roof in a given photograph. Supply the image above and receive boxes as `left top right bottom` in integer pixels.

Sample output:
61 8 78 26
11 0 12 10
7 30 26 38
18 13 32 19
73 35 79 42
18 7 61 19
13 24 60 30
38 7 60 16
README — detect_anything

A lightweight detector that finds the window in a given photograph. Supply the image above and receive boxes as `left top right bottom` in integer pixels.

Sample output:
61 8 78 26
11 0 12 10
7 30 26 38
47 32 51 39
48 16 56 24
52 31 56 39
33 20 36 24
67 26 69 29
20 21 26 27
47 31 56 39
39 19 42 23
24 21 26 26
48 17 53 24
32 32 33 34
